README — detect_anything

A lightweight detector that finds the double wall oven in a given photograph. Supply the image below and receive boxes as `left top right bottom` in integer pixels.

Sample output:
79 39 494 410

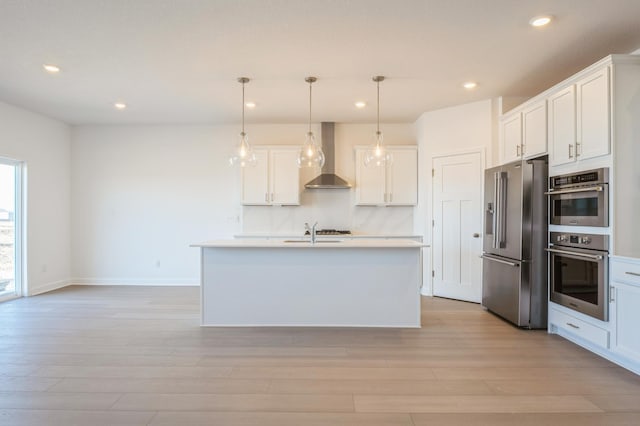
546 168 610 321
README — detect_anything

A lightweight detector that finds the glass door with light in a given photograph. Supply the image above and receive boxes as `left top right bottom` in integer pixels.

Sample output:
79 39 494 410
0 159 23 301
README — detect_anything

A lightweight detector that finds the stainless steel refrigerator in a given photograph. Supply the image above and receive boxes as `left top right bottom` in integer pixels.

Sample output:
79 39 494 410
482 157 548 328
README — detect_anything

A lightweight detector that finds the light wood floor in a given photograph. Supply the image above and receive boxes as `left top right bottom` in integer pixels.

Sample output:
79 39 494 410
1 286 639 425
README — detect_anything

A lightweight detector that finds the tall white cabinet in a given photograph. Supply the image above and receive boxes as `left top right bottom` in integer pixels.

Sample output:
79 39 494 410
538 55 640 376
355 146 417 206
241 147 300 205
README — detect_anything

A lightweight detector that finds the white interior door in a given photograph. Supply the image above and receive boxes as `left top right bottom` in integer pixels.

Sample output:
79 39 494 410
432 152 483 303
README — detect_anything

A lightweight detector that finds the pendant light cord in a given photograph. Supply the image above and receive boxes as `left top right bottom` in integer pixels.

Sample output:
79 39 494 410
241 80 245 134
376 78 380 134
308 80 312 134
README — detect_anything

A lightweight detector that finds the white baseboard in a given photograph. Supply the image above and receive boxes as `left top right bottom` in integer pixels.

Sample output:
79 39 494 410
70 278 199 286
28 279 72 296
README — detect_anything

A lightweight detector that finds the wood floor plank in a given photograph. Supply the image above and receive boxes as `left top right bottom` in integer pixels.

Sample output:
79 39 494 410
31 365 232 379
354 395 603 413
267 379 492 395
112 393 354 412
149 411 414 426
48 377 271 394
0 391 122 410
410 413 640 426
229 366 437 380
0 409 155 426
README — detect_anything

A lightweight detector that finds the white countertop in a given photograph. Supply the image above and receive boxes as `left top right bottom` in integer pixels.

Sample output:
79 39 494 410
192 238 426 248
234 233 423 240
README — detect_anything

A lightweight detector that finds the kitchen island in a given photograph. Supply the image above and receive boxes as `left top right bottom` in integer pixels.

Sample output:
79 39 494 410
192 239 423 327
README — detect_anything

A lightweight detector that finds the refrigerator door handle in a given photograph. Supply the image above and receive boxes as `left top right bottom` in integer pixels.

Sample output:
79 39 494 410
492 172 499 248
482 254 520 267
496 172 507 248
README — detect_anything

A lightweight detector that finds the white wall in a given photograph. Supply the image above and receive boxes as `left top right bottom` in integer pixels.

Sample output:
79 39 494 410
414 99 496 294
71 123 416 285
0 101 71 295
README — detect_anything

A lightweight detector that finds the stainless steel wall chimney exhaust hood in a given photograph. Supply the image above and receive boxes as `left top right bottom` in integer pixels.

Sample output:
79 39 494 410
304 122 352 189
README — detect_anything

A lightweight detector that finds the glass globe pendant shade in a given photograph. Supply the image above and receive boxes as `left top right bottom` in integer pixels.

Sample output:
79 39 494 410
228 132 257 167
296 131 325 168
364 131 393 167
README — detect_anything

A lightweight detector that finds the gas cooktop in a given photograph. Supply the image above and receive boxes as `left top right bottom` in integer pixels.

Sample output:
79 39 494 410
304 229 352 236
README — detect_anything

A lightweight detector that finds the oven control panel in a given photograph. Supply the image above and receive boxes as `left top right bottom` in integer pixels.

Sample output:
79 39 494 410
550 167 609 189
550 232 608 251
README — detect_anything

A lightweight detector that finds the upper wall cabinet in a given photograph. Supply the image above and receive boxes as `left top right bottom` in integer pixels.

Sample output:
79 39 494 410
499 98 547 164
499 112 522 164
355 146 418 206
241 147 300 205
549 67 610 167
521 100 547 159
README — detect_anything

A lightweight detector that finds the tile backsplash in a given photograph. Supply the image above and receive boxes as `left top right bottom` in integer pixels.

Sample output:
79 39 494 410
242 189 414 235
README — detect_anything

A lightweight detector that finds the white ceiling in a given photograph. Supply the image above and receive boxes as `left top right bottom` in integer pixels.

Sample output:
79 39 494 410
1 0 640 125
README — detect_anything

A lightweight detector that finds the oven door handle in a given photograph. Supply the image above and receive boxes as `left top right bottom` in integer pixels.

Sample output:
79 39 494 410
481 254 520 267
545 247 604 260
544 186 604 195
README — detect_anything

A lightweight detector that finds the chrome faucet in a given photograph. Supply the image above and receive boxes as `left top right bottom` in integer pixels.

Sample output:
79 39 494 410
304 222 318 244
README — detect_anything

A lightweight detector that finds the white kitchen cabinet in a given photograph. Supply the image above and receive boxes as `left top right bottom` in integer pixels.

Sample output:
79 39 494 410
498 99 546 165
610 258 640 363
548 85 576 167
549 66 610 167
499 112 522 164
521 99 547 159
355 146 417 206
576 67 610 161
241 147 300 205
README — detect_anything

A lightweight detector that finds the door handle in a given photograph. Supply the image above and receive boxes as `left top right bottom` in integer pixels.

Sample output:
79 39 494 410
473 233 481 238
545 247 603 260
568 144 574 159
544 186 603 195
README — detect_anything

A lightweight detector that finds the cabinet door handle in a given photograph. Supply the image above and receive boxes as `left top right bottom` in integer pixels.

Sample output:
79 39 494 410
610 286 616 303
566 322 580 330
516 145 520 157
568 144 574 159
270 193 274 202
576 142 581 157
521 144 525 155
625 271 640 277
265 193 269 202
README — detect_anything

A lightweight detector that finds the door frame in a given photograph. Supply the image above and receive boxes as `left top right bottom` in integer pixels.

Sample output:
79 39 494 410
428 147 485 297
0 157 25 301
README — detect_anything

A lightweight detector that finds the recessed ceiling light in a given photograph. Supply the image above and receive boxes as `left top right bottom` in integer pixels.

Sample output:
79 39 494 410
43 64 60 73
529 15 552 27
114 102 127 110
245 101 256 109
355 101 367 108
463 82 477 90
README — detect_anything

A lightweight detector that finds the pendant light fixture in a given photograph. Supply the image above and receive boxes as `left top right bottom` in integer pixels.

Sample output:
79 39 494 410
229 77 257 167
364 76 393 167
297 76 325 168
